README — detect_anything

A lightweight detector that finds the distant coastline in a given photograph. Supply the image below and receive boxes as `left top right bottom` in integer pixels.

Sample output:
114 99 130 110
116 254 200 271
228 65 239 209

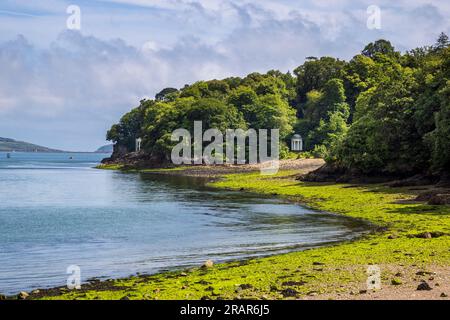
0 137 113 154
94 144 113 154
0 137 62 153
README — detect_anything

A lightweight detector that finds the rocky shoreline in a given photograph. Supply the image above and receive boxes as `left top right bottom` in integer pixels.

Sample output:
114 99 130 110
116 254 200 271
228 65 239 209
3 158 450 300
2 159 327 300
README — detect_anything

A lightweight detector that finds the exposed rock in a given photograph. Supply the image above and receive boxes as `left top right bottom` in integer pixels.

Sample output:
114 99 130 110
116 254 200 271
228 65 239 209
18 291 29 300
422 232 432 239
237 284 253 290
388 174 437 187
101 149 167 169
281 281 307 287
415 191 437 202
416 271 435 276
280 288 298 298
428 194 450 205
436 172 450 187
412 232 446 239
300 163 408 184
417 281 432 291
298 163 348 183
202 260 214 269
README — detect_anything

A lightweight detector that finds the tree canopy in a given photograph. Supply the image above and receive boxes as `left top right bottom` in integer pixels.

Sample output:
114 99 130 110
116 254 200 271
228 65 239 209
107 34 450 175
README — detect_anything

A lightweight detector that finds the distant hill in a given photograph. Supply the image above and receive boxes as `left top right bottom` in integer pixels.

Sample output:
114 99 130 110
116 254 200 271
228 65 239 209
0 137 62 153
95 144 114 153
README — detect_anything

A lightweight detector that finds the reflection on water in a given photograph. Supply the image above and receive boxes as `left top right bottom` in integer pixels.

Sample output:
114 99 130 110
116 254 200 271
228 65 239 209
0 152 370 295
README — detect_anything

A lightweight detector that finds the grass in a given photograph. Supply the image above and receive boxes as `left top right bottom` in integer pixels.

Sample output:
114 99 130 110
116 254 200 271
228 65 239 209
37 170 450 300
95 164 124 170
95 164 189 173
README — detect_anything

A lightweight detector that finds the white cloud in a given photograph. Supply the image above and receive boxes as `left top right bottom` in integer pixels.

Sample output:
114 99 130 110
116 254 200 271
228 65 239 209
0 0 449 150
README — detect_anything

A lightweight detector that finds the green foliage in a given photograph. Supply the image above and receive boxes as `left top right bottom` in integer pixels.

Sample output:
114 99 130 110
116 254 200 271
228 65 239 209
294 56 346 108
181 98 246 132
106 103 146 152
336 58 427 174
435 32 450 51
430 81 450 171
298 78 349 152
362 39 398 59
107 34 450 175
108 71 296 160
333 34 450 175
155 87 179 102
343 54 377 113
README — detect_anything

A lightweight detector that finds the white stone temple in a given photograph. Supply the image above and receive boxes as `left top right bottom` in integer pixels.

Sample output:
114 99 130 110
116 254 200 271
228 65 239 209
290 134 303 152
135 138 142 152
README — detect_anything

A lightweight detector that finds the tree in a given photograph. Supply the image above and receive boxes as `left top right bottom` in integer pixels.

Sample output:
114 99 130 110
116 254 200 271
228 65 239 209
106 36 450 176
430 81 450 171
181 98 246 133
155 88 178 102
335 59 425 175
308 110 349 159
362 39 397 59
106 103 146 152
299 78 349 150
294 57 346 109
343 54 377 113
207 80 230 96
228 86 258 110
306 80 349 153
322 79 349 117
434 32 449 51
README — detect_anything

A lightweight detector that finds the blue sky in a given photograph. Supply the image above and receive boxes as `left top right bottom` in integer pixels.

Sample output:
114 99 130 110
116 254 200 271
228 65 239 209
0 0 449 151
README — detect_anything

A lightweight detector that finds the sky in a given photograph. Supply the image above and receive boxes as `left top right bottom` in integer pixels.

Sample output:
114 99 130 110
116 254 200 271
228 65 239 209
0 0 449 151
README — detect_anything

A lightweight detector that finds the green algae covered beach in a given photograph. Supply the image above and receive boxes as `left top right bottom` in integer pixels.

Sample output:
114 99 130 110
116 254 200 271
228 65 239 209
31 162 450 300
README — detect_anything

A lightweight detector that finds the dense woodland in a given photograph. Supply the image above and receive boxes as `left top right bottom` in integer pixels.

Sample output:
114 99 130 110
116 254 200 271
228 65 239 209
107 34 450 176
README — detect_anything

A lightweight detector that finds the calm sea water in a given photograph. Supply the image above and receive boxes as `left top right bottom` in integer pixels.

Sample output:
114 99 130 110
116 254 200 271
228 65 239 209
0 152 369 295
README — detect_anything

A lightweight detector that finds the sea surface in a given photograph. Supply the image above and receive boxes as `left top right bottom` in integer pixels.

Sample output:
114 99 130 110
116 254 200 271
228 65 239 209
0 152 369 295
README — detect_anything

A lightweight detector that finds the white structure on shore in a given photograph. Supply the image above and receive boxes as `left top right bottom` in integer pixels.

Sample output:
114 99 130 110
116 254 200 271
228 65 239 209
290 134 303 152
135 138 142 152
